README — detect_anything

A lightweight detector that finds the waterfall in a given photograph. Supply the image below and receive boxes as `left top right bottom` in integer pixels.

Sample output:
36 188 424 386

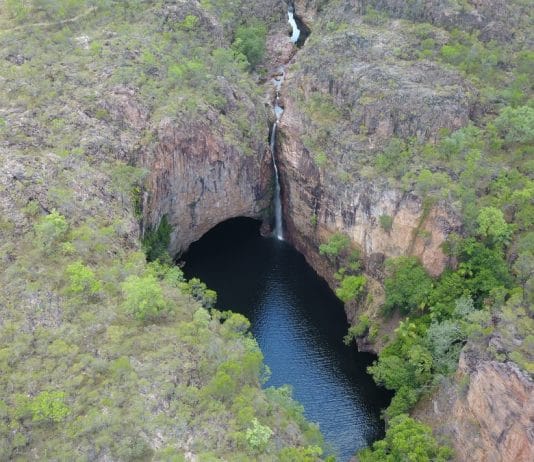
270 62 286 240
288 6 301 43
268 4 302 240
270 119 283 240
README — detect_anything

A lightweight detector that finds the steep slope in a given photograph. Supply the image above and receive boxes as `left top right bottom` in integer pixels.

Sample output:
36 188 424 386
0 1 325 460
272 0 533 460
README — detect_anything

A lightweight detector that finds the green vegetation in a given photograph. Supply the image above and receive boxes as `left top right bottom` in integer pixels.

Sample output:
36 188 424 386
1 0 532 460
320 232 367 303
245 418 273 452
368 222 517 421
0 1 325 459
27 391 70 423
336 274 367 303
142 215 172 263
379 214 393 232
232 23 268 69
319 232 351 263
358 414 453 461
383 257 433 315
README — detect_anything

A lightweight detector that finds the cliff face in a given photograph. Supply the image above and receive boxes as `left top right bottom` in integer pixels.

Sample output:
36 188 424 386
142 112 272 256
271 2 533 460
276 18 468 283
415 345 534 462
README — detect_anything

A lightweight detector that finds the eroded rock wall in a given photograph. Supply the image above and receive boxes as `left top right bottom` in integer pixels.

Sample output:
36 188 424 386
415 346 534 462
276 22 467 281
142 112 272 256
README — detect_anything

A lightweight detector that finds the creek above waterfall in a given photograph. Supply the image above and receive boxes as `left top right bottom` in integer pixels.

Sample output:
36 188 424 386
183 218 390 461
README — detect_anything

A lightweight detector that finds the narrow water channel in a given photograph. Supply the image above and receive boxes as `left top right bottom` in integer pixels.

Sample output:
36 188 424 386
183 218 389 461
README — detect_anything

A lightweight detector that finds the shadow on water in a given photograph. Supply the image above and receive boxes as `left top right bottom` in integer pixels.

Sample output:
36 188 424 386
182 218 390 461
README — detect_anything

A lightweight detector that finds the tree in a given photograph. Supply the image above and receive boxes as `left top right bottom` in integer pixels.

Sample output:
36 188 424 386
121 274 168 321
232 23 267 69
142 215 172 263
368 355 413 391
245 418 273 452
319 232 350 263
29 391 70 423
335 275 366 303
358 414 453 461
426 320 465 375
383 386 419 420
476 206 512 246
34 209 69 252
65 261 101 296
494 106 534 144
383 257 433 315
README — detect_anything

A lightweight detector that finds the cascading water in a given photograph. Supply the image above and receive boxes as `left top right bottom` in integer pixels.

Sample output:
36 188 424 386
270 121 283 240
288 5 301 43
269 5 302 240
270 69 285 240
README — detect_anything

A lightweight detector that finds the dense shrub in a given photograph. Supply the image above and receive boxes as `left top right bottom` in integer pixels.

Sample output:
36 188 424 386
358 414 453 461
232 23 267 69
383 257 433 315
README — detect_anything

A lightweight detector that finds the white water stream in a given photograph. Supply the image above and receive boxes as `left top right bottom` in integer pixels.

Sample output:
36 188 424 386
288 6 301 43
269 6 302 240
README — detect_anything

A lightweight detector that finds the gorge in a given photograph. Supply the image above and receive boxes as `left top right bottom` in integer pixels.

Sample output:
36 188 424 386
183 218 390 461
1 0 532 460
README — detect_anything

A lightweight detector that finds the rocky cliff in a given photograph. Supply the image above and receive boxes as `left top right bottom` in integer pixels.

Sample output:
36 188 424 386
269 1 533 460
415 343 534 462
275 9 469 294
142 109 272 256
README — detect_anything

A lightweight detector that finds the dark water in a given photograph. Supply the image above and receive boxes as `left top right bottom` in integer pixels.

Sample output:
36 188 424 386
183 218 389 461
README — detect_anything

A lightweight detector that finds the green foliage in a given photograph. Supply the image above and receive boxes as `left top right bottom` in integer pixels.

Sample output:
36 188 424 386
179 14 199 31
379 214 393 232
182 278 217 309
426 320 466 375
34 209 69 252
278 445 324 461
65 261 101 295
245 418 273 452
476 206 512 246
375 138 411 179
336 274 367 303
457 238 512 304
494 106 534 145
344 315 370 344
319 232 350 262
358 414 453 461
363 7 389 26
5 0 31 20
28 391 70 423
369 354 415 391
383 386 419 420
383 257 433 315
142 215 172 263
121 274 168 321
232 23 267 69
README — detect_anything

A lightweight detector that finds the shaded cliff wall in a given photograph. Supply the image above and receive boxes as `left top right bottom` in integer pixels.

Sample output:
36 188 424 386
142 112 272 256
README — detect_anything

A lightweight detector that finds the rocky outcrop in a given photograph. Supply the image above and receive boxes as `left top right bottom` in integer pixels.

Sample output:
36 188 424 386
142 117 272 256
142 110 272 256
277 21 467 280
360 0 530 43
415 346 534 462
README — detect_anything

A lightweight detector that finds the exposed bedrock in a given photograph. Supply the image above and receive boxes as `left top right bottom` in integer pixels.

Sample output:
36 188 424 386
415 344 534 462
142 111 272 256
276 26 469 287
